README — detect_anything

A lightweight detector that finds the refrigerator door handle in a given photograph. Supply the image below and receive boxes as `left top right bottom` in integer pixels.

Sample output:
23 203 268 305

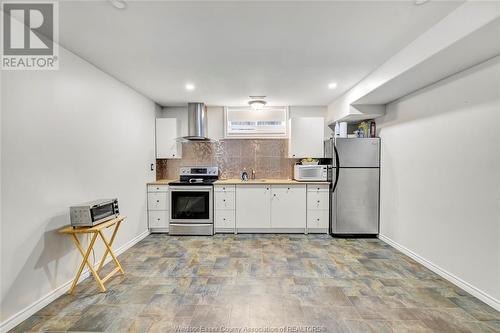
332 145 340 193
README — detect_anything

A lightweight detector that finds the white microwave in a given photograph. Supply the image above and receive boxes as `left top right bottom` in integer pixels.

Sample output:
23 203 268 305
293 165 328 181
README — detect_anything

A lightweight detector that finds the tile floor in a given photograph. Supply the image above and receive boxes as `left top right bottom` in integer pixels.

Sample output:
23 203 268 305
10 234 500 332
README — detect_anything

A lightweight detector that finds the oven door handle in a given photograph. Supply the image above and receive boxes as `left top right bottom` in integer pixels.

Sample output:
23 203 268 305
169 186 213 191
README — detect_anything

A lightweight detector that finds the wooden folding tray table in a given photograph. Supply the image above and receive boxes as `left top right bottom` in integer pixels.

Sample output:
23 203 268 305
59 215 126 293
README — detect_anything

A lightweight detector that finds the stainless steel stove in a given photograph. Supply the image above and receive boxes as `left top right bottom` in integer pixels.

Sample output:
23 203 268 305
168 167 218 235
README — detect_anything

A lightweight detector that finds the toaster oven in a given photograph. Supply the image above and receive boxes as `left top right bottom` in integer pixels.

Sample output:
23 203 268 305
293 165 328 181
70 198 119 227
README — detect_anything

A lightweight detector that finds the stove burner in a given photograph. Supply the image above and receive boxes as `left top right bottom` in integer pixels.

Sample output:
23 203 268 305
169 167 219 187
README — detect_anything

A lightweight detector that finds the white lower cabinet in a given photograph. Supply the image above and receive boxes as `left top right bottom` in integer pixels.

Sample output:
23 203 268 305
215 190 236 210
214 185 236 233
270 185 306 229
235 184 307 232
215 210 236 230
307 190 329 210
148 192 168 211
216 183 329 233
307 210 329 230
235 185 271 229
148 210 169 229
147 185 169 231
307 184 330 233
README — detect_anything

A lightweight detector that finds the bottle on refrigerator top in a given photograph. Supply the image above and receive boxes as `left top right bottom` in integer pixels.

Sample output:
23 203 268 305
370 121 376 138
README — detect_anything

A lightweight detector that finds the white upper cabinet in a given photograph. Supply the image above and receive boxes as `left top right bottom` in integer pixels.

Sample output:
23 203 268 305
288 117 324 158
224 107 288 139
156 118 181 159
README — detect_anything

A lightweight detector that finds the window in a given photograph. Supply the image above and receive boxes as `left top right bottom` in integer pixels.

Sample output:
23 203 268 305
224 106 288 138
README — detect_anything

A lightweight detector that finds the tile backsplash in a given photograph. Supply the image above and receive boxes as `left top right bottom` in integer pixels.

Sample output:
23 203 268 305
157 139 298 180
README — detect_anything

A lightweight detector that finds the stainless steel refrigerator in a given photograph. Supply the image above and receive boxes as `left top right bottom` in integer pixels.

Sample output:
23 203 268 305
324 138 380 235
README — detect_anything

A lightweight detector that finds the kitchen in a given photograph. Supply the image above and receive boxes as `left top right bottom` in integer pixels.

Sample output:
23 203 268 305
149 103 379 236
1 1 500 332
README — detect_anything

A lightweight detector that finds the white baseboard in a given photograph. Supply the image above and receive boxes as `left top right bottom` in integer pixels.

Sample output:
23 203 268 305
0 229 150 333
378 234 500 312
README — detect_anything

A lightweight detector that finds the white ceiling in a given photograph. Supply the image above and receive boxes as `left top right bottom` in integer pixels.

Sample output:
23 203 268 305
59 1 462 107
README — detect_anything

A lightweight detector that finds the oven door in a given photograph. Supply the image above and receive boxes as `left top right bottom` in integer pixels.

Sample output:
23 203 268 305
169 186 213 224
90 202 116 224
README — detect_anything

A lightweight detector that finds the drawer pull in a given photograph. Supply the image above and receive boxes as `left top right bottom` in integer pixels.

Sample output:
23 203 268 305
317 218 320 221
317 200 320 203
157 218 160 221
223 199 226 202
223 218 226 221
156 200 160 203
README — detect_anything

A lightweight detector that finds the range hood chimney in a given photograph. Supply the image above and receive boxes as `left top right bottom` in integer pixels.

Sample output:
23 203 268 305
183 102 209 141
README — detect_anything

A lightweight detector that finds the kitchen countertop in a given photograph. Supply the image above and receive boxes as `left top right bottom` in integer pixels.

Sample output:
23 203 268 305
214 179 330 185
148 179 330 185
147 179 176 185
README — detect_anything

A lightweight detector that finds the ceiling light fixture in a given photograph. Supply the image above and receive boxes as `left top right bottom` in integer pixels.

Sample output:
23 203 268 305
248 96 267 110
414 0 429 5
109 0 126 9
328 82 338 89
185 83 195 91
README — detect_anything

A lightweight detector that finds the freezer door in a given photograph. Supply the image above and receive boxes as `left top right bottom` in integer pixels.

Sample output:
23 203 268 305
334 138 380 168
332 168 379 234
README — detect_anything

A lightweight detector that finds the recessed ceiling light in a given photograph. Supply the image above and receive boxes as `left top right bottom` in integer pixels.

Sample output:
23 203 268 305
328 82 338 89
415 0 429 5
185 83 195 91
109 0 126 9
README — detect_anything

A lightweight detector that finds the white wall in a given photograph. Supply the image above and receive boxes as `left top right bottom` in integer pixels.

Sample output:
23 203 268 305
161 105 330 140
378 56 500 308
0 47 157 328
327 2 500 123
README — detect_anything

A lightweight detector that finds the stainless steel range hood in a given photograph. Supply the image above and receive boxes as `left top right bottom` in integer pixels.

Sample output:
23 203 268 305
183 102 209 141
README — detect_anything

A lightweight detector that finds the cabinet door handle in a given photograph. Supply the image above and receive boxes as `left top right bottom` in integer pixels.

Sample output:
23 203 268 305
316 218 320 221
223 199 226 202
317 200 320 203
156 200 160 203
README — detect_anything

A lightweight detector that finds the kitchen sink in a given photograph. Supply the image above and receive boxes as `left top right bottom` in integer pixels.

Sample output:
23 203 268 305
240 179 267 183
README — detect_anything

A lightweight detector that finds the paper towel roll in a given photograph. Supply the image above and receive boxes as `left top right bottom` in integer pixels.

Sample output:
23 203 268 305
339 122 347 138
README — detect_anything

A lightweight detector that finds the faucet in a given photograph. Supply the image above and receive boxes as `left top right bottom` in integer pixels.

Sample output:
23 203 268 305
251 169 256 180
